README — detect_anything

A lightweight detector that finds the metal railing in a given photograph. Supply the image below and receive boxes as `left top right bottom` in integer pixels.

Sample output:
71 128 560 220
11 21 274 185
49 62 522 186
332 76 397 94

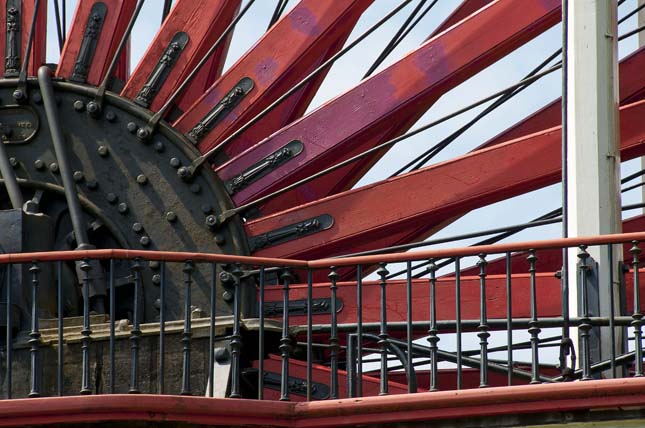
2 232 645 400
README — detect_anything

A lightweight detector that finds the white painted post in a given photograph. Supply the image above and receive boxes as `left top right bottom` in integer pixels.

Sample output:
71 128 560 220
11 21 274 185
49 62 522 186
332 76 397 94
566 0 623 373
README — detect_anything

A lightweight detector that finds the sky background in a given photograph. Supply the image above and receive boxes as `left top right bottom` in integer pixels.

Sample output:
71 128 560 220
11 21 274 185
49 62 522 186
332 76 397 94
44 0 645 275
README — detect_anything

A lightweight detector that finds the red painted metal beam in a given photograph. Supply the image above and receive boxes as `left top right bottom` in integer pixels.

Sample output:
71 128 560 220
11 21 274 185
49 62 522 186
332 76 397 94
175 0 372 157
121 0 240 113
430 0 495 38
57 0 137 86
0 0 46 77
217 0 561 216
245 100 645 260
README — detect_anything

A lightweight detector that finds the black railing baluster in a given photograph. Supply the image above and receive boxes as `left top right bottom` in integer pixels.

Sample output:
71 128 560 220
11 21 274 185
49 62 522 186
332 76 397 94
181 261 194 395
631 241 643 377
377 262 390 396
455 257 462 390
305 269 312 401
347 333 355 397
28 261 41 397
505 253 513 386
279 268 293 401
329 267 340 399
477 254 490 388
608 244 617 379
527 249 541 384
356 265 363 397
57 260 64 396
578 245 592 380
5 263 12 399
407 261 414 393
229 263 243 398
426 259 439 391
129 259 142 393
208 263 216 398
259 267 266 400
109 259 115 394
80 259 92 394
158 261 166 394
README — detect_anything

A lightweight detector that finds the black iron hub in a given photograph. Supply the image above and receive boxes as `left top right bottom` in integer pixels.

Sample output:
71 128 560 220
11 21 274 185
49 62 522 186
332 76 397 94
0 77 251 323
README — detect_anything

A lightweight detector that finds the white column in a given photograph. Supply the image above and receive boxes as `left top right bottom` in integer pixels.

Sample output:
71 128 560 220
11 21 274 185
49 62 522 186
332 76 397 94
567 0 622 371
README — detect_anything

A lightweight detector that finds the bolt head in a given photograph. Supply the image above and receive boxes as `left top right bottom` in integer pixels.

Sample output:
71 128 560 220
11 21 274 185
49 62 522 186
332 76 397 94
9 157 17 167
222 290 233 302
86 101 100 117
214 233 225 245
107 193 118 204
97 145 109 157
117 202 128 214
49 162 59 173
169 157 181 168
201 204 212 214
73 100 85 111
190 183 201 194
140 235 151 246
219 271 234 284
205 215 218 229
149 261 160 270
73 171 84 182
86 180 98 190
12 89 24 101
137 127 150 141
165 211 177 222
34 159 45 170
132 222 143 233
154 141 164 152
154 298 161 309
126 122 138 133
136 174 147 185
177 166 191 180
105 111 116 122
32 92 42 104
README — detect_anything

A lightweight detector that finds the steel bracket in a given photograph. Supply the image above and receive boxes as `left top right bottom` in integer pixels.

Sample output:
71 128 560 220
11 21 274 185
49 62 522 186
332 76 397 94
135 32 189 108
70 2 107 83
187 77 254 144
4 0 21 77
248 214 333 252
226 140 303 195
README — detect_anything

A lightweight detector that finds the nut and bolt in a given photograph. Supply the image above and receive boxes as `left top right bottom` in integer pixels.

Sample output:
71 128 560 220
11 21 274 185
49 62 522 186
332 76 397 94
73 100 85 111
117 202 128 214
136 174 147 185
140 235 151 247
73 171 84 182
107 193 118 204
154 141 164 152
165 211 177 223
126 122 138 134
169 157 181 168
49 162 59 173
34 159 45 170
132 222 143 233
105 111 116 122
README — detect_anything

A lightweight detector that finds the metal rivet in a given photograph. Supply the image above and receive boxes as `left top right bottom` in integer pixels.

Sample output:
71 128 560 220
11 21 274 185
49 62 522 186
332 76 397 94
214 234 225 245
140 236 151 247
107 193 118 204
177 166 190 180
137 128 150 140
105 111 116 122
86 101 100 117
219 271 234 285
73 100 85 111
149 261 160 270
169 157 181 168
201 204 212 214
34 159 45 170
165 211 177 223
97 145 109 157
136 174 147 185
154 298 161 309
126 122 138 134
190 183 201 194
49 162 59 173
87 180 98 190
205 215 218 229
154 141 164 152
9 157 17 167
132 222 143 233
13 89 24 101
152 274 161 285
32 92 42 104
73 171 84 182
222 290 233 302
118 202 128 214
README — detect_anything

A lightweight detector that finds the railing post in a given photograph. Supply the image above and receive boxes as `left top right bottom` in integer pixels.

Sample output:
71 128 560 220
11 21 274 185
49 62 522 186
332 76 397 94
279 268 293 401
427 259 439 391
631 241 643 377
527 250 541 384
477 254 489 388
577 245 592 381
377 262 390 396
328 267 340 399
229 263 243 398
28 261 41 398
181 261 194 396
129 259 142 393
80 259 93 395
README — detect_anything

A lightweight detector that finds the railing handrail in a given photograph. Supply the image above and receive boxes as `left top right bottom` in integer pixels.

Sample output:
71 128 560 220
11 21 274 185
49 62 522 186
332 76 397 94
2 231 645 269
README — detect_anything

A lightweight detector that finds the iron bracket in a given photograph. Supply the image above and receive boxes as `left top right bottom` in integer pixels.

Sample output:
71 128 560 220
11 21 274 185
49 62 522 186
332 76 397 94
4 0 21 78
248 214 334 252
263 297 343 317
70 2 107 83
134 32 189 108
187 77 254 144
226 140 303 195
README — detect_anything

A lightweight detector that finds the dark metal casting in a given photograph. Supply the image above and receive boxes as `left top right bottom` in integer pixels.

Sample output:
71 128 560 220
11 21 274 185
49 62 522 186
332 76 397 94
263 297 342 317
226 140 303 195
135 32 189 108
70 2 107 83
262 371 330 400
4 1 21 78
248 214 334 252
187 77 254 144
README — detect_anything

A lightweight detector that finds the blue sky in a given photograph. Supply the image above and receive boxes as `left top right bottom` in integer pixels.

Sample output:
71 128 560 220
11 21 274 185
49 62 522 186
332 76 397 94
44 1 644 262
